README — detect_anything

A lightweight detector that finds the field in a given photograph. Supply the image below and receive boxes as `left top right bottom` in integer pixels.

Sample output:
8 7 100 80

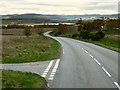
2 70 47 88
2 29 61 63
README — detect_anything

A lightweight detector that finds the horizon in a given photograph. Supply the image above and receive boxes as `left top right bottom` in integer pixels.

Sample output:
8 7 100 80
1 13 118 16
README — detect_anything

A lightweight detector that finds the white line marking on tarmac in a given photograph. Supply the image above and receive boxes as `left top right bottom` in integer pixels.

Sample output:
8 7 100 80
63 49 64 54
82 48 84 50
51 73 55 75
94 59 101 66
41 60 54 77
84 50 88 53
89 54 93 58
48 59 60 80
49 75 55 78
41 75 46 77
102 67 111 77
114 82 120 90
42 73 47 75
48 77 54 80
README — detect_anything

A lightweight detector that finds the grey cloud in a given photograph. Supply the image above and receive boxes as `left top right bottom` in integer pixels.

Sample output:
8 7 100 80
83 3 117 10
32 3 66 7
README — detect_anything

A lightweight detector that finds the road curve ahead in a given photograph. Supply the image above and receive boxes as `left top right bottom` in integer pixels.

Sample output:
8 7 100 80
44 32 119 88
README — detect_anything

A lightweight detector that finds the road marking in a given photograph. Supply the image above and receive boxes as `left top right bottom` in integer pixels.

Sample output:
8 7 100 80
47 83 50 88
89 54 93 58
49 75 55 78
94 59 101 66
63 49 64 54
114 82 120 90
102 67 111 77
41 75 46 77
41 60 54 77
44 70 48 73
42 73 47 75
82 48 84 50
51 73 55 75
48 77 54 80
48 59 60 80
84 50 88 53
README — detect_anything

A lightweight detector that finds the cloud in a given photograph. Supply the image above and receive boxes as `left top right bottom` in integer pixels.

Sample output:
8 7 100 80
0 0 118 15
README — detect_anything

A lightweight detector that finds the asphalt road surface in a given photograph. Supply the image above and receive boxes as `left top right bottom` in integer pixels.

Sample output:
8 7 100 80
45 32 119 88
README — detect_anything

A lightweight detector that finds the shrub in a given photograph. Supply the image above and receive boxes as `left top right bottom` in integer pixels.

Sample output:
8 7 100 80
58 24 67 35
69 34 71 37
54 32 61 36
24 27 31 37
80 31 91 39
72 33 78 38
91 31 105 41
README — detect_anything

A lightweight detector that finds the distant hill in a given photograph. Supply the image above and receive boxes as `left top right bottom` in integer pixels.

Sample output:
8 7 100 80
1 13 118 24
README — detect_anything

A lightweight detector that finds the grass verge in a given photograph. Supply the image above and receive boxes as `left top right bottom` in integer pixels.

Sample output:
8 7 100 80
74 37 119 52
2 70 47 88
2 35 61 63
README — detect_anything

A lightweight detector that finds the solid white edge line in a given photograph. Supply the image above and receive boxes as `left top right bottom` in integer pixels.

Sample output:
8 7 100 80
47 83 50 88
89 54 93 58
63 49 64 54
114 82 120 90
102 67 111 77
94 59 101 66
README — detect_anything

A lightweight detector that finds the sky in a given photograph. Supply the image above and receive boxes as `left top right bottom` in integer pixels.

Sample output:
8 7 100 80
0 0 119 15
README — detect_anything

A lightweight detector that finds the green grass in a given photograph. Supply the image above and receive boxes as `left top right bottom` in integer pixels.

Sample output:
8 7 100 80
2 36 61 64
2 70 47 88
75 37 119 52
105 32 120 35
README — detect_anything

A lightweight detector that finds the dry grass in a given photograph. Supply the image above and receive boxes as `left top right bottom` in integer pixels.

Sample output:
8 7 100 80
2 35 61 63
2 28 55 35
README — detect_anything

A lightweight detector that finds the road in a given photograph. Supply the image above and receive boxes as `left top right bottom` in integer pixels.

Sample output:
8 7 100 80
44 32 119 89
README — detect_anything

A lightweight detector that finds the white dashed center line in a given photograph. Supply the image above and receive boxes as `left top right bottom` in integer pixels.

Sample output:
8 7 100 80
102 67 111 78
82 48 84 50
85 50 88 53
94 59 101 66
114 82 120 90
89 54 93 58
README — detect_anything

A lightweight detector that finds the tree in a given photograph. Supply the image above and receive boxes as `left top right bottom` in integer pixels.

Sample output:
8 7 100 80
77 18 83 31
24 27 31 37
57 24 67 35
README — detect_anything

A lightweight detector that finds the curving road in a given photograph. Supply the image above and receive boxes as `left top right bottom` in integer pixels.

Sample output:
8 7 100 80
44 32 119 89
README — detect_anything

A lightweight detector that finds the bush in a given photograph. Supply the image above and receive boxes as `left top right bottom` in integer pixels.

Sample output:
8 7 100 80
24 27 31 37
58 24 67 35
91 31 105 41
54 32 61 36
72 33 78 38
80 31 91 39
